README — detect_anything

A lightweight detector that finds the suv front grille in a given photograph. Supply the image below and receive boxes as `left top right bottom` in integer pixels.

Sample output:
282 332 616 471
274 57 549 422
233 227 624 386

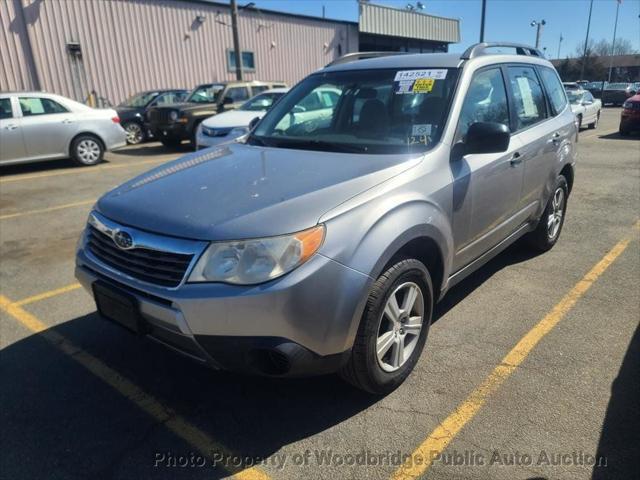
87 226 193 287
148 109 175 125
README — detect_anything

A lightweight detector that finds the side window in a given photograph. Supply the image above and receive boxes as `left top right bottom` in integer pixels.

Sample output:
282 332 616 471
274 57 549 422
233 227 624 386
320 90 339 108
298 92 323 111
155 93 177 106
251 85 269 96
0 98 13 120
19 97 68 116
538 66 568 115
457 68 509 140
507 66 547 130
225 87 250 103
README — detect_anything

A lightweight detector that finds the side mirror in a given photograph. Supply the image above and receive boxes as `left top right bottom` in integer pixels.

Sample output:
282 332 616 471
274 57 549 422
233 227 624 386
292 105 306 114
582 100 593 106
248 116 261 131
464 122 510 155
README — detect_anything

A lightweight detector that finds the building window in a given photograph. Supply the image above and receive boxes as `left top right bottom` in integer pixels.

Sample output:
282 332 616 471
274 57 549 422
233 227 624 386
227 50 255 72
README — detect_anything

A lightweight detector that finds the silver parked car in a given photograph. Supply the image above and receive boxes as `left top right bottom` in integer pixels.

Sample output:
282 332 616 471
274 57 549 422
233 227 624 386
75 43 577 394
0 92 126 166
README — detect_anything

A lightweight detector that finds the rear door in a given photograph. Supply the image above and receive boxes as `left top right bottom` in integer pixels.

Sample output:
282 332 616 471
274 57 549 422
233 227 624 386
0 96 27 163
451 66 525 270
506 65 559 215
18 96 76 158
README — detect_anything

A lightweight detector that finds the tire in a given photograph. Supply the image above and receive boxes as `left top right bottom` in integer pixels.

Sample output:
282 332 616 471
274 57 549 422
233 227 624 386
525 175 568 252
576 114 582 130
619 126 628 136
71 134 104 166
160 138 182 148
588 112 599 129
340 258 433 395
123 121 145 145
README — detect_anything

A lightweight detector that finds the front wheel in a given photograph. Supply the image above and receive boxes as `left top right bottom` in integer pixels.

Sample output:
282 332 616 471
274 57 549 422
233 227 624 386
71 134 104 166
340 258 433 394
588 112 599 129
525 175 568 252
123 121 145 144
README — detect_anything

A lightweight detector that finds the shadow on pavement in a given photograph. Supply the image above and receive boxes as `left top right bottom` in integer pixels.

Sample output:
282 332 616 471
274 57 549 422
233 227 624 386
0 157 92 176
434 241 539 323
592 323 639 480
113 142 191 157
0 242 542 478
598 131 640 141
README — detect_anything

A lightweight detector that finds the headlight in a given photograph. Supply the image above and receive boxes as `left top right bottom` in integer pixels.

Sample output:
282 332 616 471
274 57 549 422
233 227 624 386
229 126 250 138
188 225 325 285
169 110 178 121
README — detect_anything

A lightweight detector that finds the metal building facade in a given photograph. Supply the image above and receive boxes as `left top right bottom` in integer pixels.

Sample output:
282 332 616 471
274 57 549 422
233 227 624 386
359 2 460 44
1 0 358 104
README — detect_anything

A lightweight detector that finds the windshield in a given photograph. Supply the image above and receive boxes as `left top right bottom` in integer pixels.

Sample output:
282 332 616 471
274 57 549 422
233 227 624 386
119 91 159 107
567 91 583 105
187 84 225 104
240 92 285 112
248 68 459 154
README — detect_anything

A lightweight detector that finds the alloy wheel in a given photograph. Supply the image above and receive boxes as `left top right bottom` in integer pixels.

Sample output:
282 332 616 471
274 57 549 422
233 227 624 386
125 123 143 144
376 281 424 372
547 187 565 240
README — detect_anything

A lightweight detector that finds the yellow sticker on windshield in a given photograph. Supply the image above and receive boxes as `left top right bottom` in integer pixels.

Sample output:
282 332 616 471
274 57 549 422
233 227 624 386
412 78 435 93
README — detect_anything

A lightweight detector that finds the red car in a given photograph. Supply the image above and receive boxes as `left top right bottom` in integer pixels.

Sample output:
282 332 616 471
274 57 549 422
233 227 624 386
619 94 640 136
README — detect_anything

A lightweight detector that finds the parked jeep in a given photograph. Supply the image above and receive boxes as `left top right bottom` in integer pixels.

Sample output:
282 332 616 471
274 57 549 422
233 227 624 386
147 81 286 148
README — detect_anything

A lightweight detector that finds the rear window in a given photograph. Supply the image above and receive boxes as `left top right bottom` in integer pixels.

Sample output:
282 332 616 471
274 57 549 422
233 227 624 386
0 98 12 119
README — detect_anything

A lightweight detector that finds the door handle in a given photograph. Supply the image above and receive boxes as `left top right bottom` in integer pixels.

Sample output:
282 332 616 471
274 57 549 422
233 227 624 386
509 152 523 166
62 119 74 124
549 132 561 144
5 124 18 131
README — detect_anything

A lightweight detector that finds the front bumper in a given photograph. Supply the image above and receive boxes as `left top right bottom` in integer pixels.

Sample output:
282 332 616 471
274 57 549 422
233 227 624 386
75 239 371 376
150 123 189 141
195 130 231 150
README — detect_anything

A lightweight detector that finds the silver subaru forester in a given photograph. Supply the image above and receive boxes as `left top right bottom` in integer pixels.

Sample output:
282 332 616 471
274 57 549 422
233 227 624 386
75 43 576 394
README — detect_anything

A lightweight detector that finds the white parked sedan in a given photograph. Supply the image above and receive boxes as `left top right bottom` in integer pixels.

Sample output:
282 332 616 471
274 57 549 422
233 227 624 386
195 88 289 149
567 89 602 130
0 92 127 166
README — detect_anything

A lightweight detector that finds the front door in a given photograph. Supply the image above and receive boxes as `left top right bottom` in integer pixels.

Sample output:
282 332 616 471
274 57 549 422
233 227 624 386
0 97 26 163
18 97 76 159
451 67 525 271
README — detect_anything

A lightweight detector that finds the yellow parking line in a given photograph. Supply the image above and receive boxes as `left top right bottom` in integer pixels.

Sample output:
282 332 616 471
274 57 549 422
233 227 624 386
0 158 166 184
0 199 95 220
392 222 638 480
0 295 270 480
14 283 83 306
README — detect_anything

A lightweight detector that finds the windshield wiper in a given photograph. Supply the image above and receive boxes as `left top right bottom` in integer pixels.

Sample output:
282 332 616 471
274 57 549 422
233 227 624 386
270 138 369 153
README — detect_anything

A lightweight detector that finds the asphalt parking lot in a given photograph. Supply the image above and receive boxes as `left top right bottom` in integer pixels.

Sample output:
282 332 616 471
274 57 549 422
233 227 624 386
1 108 638 480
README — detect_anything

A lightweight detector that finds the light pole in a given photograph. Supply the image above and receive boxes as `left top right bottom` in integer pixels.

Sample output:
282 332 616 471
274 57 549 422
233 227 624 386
557 33 563 60
580 0 594 81
480 0 487 42
230 0 243 80
530 19 546 49
608 0 621 82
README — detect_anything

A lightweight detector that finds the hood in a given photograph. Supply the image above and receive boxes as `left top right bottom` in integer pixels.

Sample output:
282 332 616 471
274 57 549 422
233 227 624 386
151 102 217 114
116 106 144 119
97 143 421 240
202 109 264 128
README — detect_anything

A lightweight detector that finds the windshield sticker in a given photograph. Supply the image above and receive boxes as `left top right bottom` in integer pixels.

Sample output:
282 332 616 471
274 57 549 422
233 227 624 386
412 124 432 137
408 135 430 146
393 70 446 95
394 69 448 81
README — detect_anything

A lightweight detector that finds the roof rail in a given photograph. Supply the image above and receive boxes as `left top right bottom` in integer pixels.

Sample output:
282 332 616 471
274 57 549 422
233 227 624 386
325 51 410 67
461 42 543 60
